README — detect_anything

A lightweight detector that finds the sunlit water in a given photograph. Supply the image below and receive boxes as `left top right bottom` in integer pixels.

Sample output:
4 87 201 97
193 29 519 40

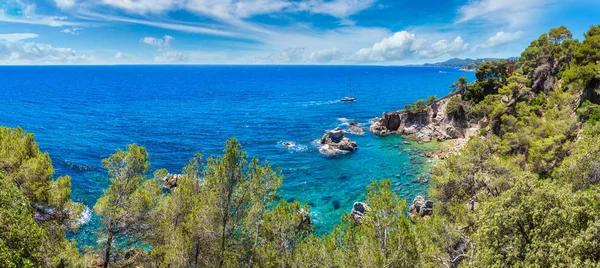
0 65 474 247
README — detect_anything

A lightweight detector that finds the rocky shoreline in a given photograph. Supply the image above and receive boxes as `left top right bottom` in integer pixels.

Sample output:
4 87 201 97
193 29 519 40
369 93 479 159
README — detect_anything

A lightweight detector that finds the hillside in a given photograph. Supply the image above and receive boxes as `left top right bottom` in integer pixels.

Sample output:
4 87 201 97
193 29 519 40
423 57 518 71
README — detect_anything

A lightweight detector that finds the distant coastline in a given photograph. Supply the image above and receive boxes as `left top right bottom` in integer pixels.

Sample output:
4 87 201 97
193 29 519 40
413 57 518 72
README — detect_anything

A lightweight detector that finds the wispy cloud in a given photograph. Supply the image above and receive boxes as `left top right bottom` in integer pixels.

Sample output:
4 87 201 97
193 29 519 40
456 0 552 27
479 31 525 49
0 33 39 42
0 34 96 64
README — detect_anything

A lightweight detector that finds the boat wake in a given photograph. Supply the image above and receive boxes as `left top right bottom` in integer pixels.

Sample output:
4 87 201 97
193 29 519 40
299 100 340 107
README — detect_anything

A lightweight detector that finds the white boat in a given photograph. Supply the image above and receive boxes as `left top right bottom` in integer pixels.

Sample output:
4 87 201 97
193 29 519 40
341 78 357 102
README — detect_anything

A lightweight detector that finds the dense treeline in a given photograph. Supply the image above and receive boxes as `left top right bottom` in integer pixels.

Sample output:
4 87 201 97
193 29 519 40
0 25 599 267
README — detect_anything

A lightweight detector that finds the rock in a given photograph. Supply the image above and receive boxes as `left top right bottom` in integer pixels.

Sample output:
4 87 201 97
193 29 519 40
345 125 366 135
348 121 359 126
297 208 313 233
321 195 333 201
410 196 434 218
332 200 340 210
445 126 463 139
319 128 358 155
395 174 401 178
369 93 479 142
466 197 479 210
163 173 184 189
282 141 294 147
350 202 369 224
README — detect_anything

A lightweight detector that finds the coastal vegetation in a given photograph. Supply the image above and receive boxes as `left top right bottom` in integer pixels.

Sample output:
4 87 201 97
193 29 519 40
0 24 599 267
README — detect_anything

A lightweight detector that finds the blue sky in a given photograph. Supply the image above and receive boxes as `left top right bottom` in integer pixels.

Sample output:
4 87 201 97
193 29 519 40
0 0 598 65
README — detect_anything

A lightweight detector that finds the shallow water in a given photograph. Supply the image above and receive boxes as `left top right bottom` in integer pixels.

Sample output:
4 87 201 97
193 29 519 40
0 65 474 246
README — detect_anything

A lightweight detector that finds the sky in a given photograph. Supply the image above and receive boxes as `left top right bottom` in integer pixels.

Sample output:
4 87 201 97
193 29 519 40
0 0 598 65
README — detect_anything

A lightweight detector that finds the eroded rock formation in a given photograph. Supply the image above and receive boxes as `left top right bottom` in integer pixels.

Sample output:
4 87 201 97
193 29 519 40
369 94 479 142
319 127 358 155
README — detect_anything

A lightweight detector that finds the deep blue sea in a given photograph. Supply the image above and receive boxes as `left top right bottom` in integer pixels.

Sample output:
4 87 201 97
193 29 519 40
0 65 474 247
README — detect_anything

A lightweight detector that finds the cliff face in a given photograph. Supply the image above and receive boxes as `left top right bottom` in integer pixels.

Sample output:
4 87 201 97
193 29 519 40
369 94 479 142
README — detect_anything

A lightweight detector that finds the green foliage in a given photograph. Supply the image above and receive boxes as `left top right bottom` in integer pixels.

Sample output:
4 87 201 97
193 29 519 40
474 178 600 267
147 139 294 267
578 100 600 123
94 144 162 267
426 95 436 105
575 25 600 66
464 80 485 103
411 99 427 113
445 95 463 116
553 123 600 190
302 180 420 267
0 174 47 267
0 127 84 267
404 103 411 111
450 76 468 95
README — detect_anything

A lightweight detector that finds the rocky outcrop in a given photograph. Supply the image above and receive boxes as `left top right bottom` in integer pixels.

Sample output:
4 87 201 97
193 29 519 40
319 127 358 155
350 202 369 224
344 121 366 135
410 196 434 220
163 173 184 189
370 94 479 142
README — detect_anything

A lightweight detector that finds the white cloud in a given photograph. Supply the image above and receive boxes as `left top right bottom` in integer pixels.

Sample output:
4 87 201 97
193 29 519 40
456 0 551 27
345 31 421 62
78 10 241 37
346 31 468 63
233 0 293 18
0 33 39 42
155 50 189 63
0 39 96 64
141 35 189 63
257 47 307 63
295 0 377 18
307 48 342 63
418 36 468 58
60 27 82 35
141 35 174 51
99 0 375 20
480 31 524 48
101 0 179 14
55 0 76 9
0 2 80 27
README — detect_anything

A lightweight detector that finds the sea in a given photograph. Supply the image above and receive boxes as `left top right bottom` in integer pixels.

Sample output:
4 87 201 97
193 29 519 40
0 65 474 247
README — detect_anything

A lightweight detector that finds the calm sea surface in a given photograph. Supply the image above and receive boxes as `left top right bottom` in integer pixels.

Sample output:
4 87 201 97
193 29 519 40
0 65 474 246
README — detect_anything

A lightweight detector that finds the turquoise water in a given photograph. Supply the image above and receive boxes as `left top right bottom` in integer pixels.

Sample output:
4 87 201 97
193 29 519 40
0 65 474 246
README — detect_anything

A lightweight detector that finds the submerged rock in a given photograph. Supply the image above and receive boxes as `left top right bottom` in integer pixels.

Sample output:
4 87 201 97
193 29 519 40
319 127 358 155
332 200 340 210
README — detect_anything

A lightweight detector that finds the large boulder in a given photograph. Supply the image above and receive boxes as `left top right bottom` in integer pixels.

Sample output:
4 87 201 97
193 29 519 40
410 196 434 219
319 127 358 155
163 173 184 189
350 202 369 224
